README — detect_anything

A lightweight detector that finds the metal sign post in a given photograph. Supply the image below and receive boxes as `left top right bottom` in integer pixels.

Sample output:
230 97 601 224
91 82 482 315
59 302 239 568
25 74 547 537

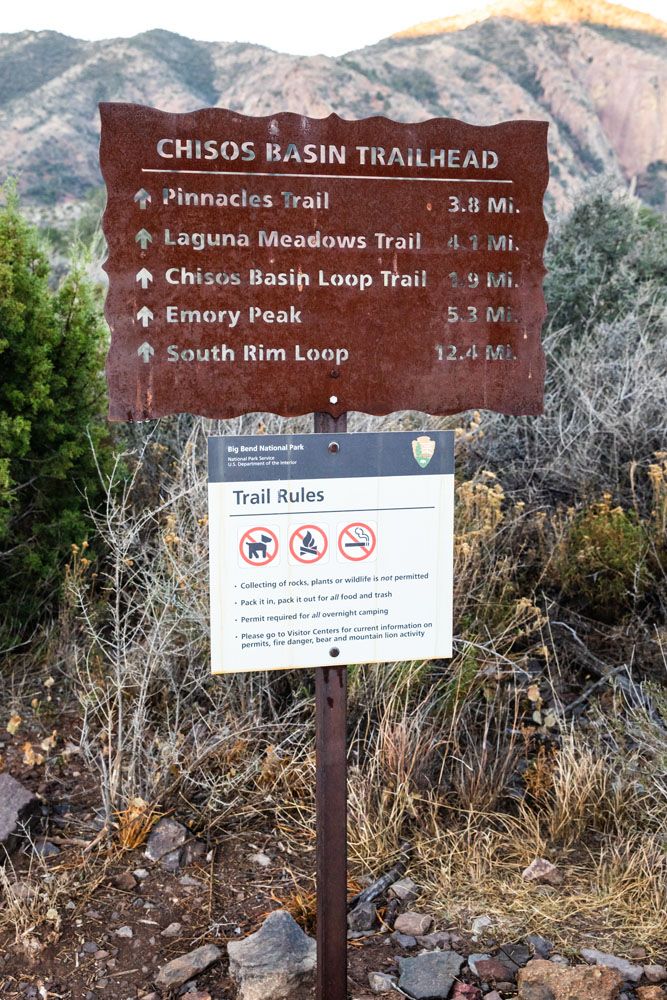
314 410 348 1000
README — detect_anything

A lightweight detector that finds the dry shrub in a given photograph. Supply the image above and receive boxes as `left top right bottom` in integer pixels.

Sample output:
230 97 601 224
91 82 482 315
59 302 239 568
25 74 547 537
552 496 651 620
0 845 106 957
475 310 667 505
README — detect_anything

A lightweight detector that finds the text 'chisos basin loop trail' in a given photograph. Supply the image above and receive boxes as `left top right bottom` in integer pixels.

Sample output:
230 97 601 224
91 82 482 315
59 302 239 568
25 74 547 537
100 104 549 423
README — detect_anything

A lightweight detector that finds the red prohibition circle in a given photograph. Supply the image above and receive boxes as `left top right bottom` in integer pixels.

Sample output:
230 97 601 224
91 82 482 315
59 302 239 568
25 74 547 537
338 522 377 561
239 527 279 567
289 524 328 564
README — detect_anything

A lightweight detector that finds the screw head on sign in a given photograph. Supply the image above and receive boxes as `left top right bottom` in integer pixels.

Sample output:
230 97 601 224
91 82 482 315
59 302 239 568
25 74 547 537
329 647 340 658
328 442 339 453
329 395 338 404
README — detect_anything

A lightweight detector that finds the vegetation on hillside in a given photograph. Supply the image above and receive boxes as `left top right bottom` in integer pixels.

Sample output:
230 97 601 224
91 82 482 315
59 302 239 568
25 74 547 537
0 183 112 646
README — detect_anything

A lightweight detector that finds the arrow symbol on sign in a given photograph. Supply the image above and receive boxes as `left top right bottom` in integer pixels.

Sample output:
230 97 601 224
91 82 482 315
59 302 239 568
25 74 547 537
134 188 151 209
136 267 153 289
137 306 154 328
137 341 154 363
135 228 152 250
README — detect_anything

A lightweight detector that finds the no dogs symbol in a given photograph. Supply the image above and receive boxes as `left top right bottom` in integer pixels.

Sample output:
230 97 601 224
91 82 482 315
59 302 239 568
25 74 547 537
239 527 279 567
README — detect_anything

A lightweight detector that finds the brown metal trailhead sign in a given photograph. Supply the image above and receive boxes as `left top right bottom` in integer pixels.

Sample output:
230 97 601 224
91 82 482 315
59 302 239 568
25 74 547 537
100 102 549 1000
100 103 548 421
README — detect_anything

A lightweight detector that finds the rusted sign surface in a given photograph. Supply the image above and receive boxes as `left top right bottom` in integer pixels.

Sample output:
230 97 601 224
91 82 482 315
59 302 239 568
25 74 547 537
100 103 548 421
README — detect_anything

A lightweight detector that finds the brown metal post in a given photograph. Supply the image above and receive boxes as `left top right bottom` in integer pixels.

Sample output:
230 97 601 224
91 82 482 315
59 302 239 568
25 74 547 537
314 410 348 1000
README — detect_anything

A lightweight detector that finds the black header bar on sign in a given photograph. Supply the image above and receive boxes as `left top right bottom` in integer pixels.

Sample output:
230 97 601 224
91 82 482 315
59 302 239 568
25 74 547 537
208 431 455 484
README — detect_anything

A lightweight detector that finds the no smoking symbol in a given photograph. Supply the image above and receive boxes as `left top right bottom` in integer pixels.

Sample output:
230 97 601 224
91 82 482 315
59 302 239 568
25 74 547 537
239 527 279 567
289 525 328 565
338 522 376 561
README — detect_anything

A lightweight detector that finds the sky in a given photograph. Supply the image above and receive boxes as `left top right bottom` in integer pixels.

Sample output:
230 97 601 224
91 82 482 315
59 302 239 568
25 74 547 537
1 0 666 54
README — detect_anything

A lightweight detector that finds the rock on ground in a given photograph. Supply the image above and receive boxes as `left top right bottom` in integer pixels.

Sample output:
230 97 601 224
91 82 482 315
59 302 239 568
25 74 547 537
476 957 518 983
522 858 563 886
394 912 433 936
398 950 465 1000
468 954 492 976
389 877 419 903
0 774 38 851
637 989 666 1000
368 971 397 993
581 949 644 983
347 899 377 931
155 944 222 990
227 909 316 1000
518 959 623 1000
644 967 667 984
144 817 188 871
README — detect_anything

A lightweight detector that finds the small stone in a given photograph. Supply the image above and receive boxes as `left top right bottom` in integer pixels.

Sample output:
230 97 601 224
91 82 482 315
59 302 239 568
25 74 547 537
637 989 665 1000
179 875 200 887
82 940 99 954
476 958 518 984
115 926 133 939
227 910 316 1000
394 912 433 936
249 851 272 867
391 931 417 949
94 951 109 959
581 949 643 983
550 955 570 966
161 922 183 937
184 993 212 1000
525 936 554 959
347 900 377 932
452 983 483 1000
368 971 397 993
110 871 136 891
487 991 504 1000
0 775 38 850
348 929 376 940
521 859 563 887
388 877 419 903
34 839 60 858
155 944 222 990
416 932 451 950
133 868 150 879
501 944 532 968
472 915 495 941
644 967 667 984
145 817 188 871
398 950 465 999
518 959 623 1000
469 953 493 976
629 948 648 961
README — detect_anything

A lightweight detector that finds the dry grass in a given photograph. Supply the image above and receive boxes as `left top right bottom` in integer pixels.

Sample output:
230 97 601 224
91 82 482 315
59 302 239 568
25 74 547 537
8 403 660 956
0 841 110 957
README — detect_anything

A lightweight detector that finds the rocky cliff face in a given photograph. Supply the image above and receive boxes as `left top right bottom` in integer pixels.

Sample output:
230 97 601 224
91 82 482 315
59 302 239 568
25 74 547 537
0 0 665 214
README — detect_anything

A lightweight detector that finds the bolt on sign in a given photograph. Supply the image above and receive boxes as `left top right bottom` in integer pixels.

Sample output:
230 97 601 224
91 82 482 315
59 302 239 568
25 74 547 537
100 104 549 421
208 431 454 673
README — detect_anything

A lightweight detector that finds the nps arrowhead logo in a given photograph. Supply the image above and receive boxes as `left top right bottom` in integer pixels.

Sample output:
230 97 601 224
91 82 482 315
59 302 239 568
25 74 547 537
411 435 436 469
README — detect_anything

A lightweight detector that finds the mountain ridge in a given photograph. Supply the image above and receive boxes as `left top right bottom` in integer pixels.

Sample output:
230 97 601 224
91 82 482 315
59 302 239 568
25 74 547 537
394 0 667 40
1 6 666 216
